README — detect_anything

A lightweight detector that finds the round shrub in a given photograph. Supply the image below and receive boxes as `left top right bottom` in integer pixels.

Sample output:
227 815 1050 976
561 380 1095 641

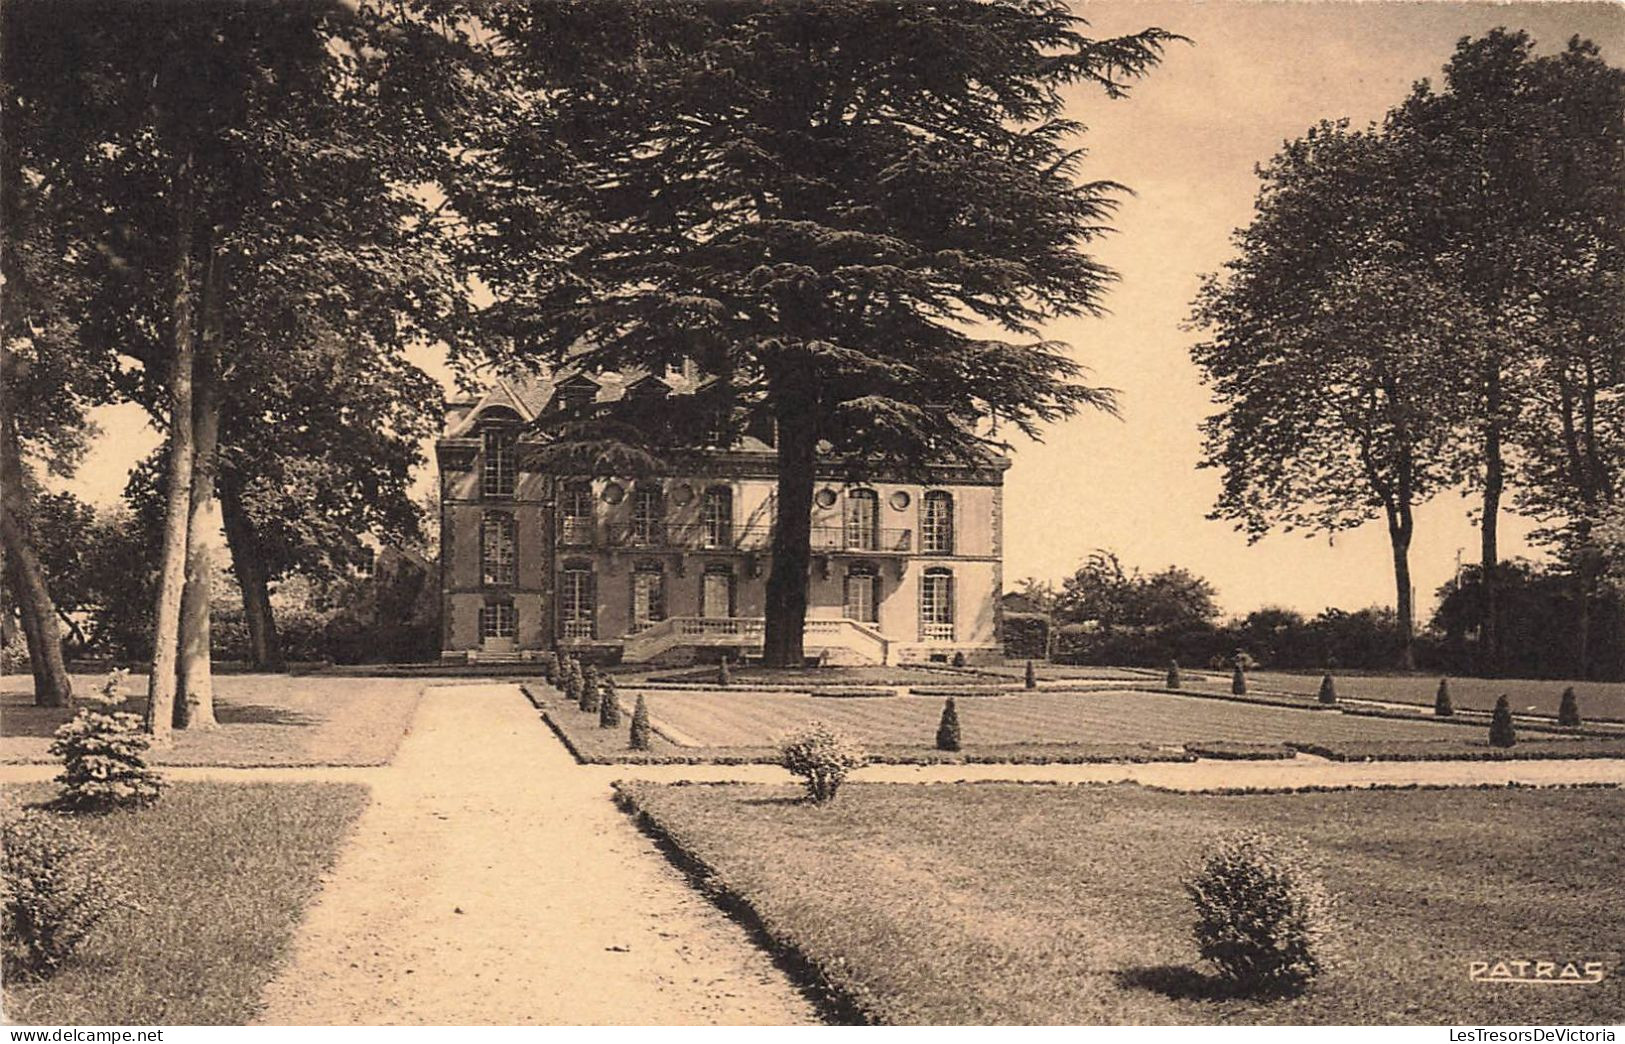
1 811 118 979
1434 678 1454 717
1186 832 1335 996
1316 674 1338 705
48 671 162 813
1166 660 1183 690
1489 695 1517 748
598 676 622 729
936 697 962 752
629 693 652 751
1558 686 1581 728
778 722 867 805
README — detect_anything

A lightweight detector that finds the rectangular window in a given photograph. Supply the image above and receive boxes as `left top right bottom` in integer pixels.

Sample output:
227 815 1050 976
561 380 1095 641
922 492 954 554
559 482 595 546
921 571 954 642
479 602 516 640
482 428 516 498
481 512 516 586
560 567 595 639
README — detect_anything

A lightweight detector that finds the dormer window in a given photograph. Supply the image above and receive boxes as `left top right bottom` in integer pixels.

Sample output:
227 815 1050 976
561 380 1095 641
553 375 598 413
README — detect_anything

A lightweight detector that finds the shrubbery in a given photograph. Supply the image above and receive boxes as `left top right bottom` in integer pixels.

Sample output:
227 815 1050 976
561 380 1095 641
1434 678 1454 717
1 811 119 978
1186 832 1335 996
48 672 162 813
1230 663 1247 696
599 676 622 729
1559 686 1581 728
1490 695 1517 748
1316 675 1337 705
1166 659 1182 690
936 697 962 752
579 665 601 713
629 692 652 751
778 722 867 804
1024 660 1037 689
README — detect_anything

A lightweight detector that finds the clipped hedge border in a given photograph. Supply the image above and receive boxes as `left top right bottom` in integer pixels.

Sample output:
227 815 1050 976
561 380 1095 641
1182 741 1297 761
1285 739 1625 762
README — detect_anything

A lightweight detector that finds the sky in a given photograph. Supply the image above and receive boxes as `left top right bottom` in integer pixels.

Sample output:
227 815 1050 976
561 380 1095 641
54 0 1624 620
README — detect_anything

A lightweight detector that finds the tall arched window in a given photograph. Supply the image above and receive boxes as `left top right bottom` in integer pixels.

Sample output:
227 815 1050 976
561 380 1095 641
922 491 954 554
481 511 516 586
843 562 879 624
560 559 596 639
701 562 734 619
630 560 666 631
921 567 955 642
631 485 665 545
702 485 733 548
481 423 517 498
844 489 878 550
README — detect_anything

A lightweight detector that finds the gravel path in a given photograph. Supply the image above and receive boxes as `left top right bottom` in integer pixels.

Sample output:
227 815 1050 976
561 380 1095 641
250 684 819 1026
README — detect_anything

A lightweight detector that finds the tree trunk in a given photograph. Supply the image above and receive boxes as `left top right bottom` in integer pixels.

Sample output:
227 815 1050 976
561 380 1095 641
0 375 71 706
176 262 223 729
1479 360 1504 677
762 398 817 667
220 474 284 671
146 165 198 743
1387 511 1416 672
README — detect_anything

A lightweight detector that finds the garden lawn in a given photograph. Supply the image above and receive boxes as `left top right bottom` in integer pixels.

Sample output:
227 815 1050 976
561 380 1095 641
0 674 423 766
1211 672 1625 723
646 665 969 687
631 686 1587 751
618 782 1625 1025
2 781 368 1025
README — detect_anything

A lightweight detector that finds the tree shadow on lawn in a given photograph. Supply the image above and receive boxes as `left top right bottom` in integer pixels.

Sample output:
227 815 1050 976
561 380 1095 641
0 691 317 737
1114 964 1248 1003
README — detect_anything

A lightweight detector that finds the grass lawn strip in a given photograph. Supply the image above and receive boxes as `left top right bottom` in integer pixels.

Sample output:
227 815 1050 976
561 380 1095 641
1 781 369 1025
1221 672 1625 723
617 781 1625 1025
0 674 423 767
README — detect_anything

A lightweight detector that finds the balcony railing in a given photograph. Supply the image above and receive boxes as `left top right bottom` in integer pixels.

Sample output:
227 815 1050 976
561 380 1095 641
810 526 913 554
921 622 956 642
559 519 912 554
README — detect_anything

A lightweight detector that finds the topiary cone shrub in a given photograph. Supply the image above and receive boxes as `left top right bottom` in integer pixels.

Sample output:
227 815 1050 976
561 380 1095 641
580 666 601 713
598 677 622 729
778 722 866 805
718 656 731 687
952 650 967 668
1558 686 1581 728
48 671 162 813
1167 660 1183 690
629 693 652 751
2 811 119 979
936 697 962 752
1434 678 1453 717
563 659 582 703
1316 675 1337 705
1231 663 1247 696
1186 832 1336 997
1489 695 1517 748
1024 660 1037 689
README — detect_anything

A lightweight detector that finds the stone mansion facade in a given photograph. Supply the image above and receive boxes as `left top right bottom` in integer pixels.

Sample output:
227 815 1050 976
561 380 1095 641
437 372 1007 665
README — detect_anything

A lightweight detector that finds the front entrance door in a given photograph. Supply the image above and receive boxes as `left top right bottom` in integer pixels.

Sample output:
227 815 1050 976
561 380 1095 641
480 601 517 653
702 571 732 619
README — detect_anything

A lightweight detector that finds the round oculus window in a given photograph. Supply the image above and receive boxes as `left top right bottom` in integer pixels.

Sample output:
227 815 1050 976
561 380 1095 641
814 488 838 509
888 490 911 511
670 483 695 507
601 482 626 504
